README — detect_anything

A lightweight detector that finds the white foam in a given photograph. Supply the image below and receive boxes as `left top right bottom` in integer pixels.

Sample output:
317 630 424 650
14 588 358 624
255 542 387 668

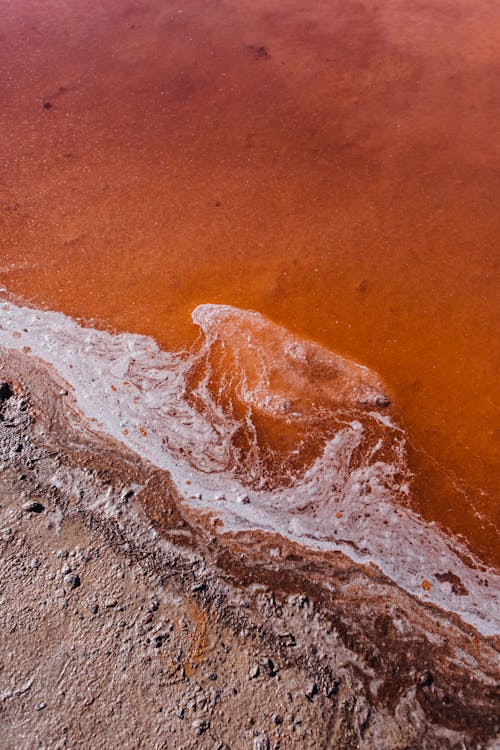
1 296 498 634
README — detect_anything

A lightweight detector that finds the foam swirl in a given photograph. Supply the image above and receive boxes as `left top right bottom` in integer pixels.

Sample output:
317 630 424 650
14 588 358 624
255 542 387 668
0 295 498 634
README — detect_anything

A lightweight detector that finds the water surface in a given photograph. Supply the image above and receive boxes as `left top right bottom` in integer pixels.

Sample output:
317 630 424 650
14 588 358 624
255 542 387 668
0 0 498 565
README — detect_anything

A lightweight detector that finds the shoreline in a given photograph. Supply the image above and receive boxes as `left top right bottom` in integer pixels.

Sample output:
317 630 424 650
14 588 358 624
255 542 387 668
0 346 499 747
0 296 498 635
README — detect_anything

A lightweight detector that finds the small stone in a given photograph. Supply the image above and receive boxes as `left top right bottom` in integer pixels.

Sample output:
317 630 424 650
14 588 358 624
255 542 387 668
273 714 283 725
153 634 167 648
22 501 44 514
35 702 47 711
104 599 117 608
62 564 71 574
191 581 206 593
0 382 13 402
237 494 250 504
418 671 434 687
325 678 340 698
55 549 69 559
176 707 185 719
278 632 296 647
253 735 270 750
305 682 318 701
192 719 209 735
249 664 260 679
64 573 80 589
260 658 277 677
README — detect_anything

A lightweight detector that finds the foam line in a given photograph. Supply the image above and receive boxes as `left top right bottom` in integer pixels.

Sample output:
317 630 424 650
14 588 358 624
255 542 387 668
0 296 498 634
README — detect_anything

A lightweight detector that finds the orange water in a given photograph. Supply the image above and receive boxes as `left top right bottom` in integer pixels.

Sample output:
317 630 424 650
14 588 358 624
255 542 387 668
1 0 498 564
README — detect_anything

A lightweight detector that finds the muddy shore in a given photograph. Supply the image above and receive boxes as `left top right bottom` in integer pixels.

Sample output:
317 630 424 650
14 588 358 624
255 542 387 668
0 347 498 749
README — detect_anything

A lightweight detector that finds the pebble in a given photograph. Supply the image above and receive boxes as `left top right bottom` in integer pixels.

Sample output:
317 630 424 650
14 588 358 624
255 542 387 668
260 658 278 677
253 735 270 750
63 573 81 589
176 707 185 719
237 494 250 504
273 714 283 725
22 501 44 514
192 719 209 735
0 382 13 402
249 664 260 679
35 702 47 711
305 682 318 701
191 581 206 593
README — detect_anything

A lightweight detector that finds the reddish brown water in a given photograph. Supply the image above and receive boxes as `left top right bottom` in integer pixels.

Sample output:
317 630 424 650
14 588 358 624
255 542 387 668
1 0 498 564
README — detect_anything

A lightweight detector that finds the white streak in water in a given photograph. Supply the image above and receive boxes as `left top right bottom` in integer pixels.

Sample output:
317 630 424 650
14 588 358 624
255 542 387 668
0 297 498 634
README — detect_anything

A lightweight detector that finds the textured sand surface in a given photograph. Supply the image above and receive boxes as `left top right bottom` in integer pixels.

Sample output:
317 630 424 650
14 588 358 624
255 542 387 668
0 351 498 748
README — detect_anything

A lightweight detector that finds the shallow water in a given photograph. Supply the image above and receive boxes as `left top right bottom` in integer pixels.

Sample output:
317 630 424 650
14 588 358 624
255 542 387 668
1 298 499 634
0 0 498 568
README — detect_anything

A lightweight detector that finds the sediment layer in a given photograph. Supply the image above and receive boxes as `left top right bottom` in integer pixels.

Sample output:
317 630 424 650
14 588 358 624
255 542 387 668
0 346 499 747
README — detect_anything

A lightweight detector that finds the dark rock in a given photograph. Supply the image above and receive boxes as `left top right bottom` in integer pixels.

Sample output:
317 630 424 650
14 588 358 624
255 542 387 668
64 573 81 589
191 581 206 592
305 682 319 701
260 658 277 677
0 382 13 402
418 671 434 687
22 501 45 514
278 632 296 647
325 678 340 698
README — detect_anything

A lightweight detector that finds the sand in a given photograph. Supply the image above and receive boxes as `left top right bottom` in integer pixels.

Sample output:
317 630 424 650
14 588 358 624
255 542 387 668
0 349 498 749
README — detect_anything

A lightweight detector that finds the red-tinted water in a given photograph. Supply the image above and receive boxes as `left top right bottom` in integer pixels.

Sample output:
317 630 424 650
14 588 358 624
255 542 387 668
1 0 498 563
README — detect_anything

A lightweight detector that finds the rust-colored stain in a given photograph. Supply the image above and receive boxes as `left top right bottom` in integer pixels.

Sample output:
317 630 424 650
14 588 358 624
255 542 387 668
0 0 498 564
178 602 216 678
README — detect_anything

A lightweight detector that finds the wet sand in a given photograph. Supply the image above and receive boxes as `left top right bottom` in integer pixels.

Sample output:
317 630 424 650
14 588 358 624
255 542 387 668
0 350 499 748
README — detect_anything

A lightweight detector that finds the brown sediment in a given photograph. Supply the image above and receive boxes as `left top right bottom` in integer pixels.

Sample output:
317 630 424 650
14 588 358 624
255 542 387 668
1 346 498 746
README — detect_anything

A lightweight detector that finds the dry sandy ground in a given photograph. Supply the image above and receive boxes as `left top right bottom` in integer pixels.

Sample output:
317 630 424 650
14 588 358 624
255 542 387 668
0 358 498 749
0 475 329 750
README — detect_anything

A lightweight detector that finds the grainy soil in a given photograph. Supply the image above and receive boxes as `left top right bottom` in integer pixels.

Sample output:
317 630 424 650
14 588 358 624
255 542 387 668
0 358 498 749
